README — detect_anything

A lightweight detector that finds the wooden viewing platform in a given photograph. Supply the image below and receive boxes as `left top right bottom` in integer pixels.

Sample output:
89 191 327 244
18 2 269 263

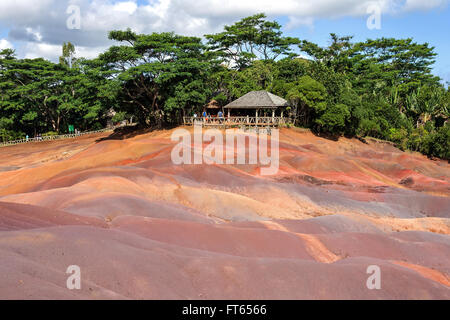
183 116 288 127
191 91 291 128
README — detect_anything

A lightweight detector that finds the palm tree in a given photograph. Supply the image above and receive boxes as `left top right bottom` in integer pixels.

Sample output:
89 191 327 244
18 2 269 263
405 85 446 128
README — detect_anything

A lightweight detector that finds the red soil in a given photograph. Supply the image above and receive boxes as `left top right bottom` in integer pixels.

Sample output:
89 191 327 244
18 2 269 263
0 127 448 299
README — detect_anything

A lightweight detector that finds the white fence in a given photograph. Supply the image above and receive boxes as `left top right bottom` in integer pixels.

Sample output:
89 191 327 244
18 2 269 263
0 126 119 148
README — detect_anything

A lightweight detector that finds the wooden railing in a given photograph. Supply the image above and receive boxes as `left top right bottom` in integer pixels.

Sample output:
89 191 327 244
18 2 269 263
183 116 288 127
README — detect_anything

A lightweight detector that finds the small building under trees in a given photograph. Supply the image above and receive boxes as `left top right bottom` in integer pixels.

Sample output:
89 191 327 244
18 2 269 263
204 99 221 113
224 91 288 119
184 91 290 127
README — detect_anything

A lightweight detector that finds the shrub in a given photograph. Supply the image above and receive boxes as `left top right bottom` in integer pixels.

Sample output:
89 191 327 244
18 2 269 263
92 122 103 130
388 128 409 150
112 111 127 123
0 128 25 142
315 103 350 135
423 124 450 160
357 119 381 138
43 131 59 137
407 127 429 152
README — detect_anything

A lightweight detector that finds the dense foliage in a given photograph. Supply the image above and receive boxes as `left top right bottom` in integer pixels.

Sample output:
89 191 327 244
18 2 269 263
0 14 448 159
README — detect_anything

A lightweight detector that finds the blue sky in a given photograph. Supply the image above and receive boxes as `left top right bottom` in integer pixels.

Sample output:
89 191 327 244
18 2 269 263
281 7 450 84
0 0 448 84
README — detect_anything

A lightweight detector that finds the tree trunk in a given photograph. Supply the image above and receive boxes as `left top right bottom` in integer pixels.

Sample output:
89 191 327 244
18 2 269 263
57 115 61 133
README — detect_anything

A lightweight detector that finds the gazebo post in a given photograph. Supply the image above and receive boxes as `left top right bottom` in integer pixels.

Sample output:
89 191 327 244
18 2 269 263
272 110 275 123
255 109 258 125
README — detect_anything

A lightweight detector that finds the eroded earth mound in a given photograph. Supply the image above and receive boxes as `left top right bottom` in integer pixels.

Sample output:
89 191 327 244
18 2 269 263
0 127 448 299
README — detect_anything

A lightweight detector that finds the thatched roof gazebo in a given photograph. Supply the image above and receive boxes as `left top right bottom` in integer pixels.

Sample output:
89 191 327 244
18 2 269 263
183 91 290 127
224 90 288 118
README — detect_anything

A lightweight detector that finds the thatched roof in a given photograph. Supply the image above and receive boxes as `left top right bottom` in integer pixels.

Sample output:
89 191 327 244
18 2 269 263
224 91 288 109
205 99 221 109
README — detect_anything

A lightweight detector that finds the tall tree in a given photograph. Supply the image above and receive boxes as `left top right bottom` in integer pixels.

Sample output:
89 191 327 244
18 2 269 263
59 42 77 68
205 13 299 70
99 29 211 126
300 34 355 74
350 38 439 96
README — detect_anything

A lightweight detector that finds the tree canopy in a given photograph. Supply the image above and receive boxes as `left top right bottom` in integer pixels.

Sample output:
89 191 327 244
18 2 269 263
205 13 299 70
0 14 448 159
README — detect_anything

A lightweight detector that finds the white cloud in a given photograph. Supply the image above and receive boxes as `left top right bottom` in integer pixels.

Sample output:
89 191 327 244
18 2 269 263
403 0 448 11
0 39 14 50
23 42 107 61
25 27 43 42
112 1 138 14
23 42 60 60
0 0 448 61
0 0 54 24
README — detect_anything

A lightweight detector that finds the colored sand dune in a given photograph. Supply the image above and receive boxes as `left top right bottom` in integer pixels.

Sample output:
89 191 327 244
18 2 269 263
0 127 449 299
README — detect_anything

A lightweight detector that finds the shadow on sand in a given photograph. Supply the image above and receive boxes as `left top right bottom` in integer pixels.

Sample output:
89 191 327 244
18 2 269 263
95 123 178 143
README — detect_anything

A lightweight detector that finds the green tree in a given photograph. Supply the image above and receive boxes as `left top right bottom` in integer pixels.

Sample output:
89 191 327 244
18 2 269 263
100 30 211 126
315 103 350 135
0 49 110 137
286 75 327 127
59 42 77 68
206 13 299 70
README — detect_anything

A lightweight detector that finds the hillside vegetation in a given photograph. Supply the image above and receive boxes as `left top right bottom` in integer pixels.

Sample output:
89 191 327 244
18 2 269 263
0 13 448 159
